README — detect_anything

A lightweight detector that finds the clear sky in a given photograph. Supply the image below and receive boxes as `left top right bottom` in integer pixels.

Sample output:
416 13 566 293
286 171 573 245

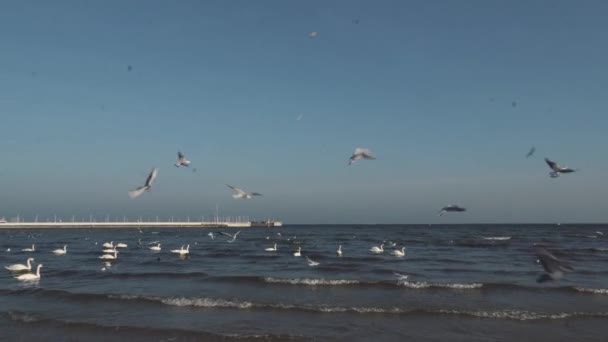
0 0 607 224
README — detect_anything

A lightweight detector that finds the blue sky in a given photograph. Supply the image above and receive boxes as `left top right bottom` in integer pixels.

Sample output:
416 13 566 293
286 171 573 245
0 0 607 223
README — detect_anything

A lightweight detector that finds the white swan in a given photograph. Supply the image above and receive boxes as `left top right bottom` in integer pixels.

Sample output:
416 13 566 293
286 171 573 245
265 243 277 252
115 243 128 248
149 243 161 251
15 264 43 281
177 245 190 255
293 247 301 257
22 244 36 252
337 245 342 257
171 245 184 254
102 241 114 248
5 257 35 271
102 248 118 254
52 245 67 255
370 244 384 254
391 247 406 257
99 251 118 260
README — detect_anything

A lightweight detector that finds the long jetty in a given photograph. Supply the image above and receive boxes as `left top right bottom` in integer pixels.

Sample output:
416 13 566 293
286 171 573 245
0 221 251 229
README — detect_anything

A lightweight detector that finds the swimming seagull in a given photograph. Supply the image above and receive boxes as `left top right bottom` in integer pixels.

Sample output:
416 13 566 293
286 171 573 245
306 256 320 266
128 168 158 199
219 231 240 243
438 205 467 216
535 247 574 283
175 151 191 167
545 158 578 178
526 147 536 158
226 185 262 199
348 148 376 165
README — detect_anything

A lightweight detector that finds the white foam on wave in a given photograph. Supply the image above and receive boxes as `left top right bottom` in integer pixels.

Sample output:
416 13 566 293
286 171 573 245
574 287 608 295
161 297 255 309
438 309 608 321
481 236 511 241
398 281 483 289
263 277 362 286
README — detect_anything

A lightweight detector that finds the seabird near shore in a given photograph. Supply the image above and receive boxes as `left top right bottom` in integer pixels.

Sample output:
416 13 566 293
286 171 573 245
545 158 578 178
128 168 158 199
226 185 262 199
348 148 376 165
175 151 191 167
438 205 467 216
534 247 574 283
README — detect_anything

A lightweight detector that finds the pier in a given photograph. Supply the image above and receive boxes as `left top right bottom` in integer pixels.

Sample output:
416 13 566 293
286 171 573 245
0 221 253 229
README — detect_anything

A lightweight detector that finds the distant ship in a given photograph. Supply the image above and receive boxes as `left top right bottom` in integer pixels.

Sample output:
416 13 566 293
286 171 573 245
250 219 283 227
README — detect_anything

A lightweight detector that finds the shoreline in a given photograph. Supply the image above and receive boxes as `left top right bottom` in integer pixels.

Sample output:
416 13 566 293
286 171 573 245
0 222 252 229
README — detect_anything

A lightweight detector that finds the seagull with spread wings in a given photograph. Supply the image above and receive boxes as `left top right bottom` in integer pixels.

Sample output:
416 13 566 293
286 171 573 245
226 185 262 199
545 158 578 178
175 151 191 167
348 148 376 165
219 231 241 243
534 247 574 283
438 205 467 216
128 168 158 199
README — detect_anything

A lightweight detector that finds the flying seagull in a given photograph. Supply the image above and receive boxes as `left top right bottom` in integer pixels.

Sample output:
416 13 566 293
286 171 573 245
175 151 191 167
226 184 262 199
309 31 318 38
306 256 320 267
219 231 240 243
438 205 467 216
128 168 158 199
534 247 574 283
526 147 536 158
348 148 376 165
545 158 578 178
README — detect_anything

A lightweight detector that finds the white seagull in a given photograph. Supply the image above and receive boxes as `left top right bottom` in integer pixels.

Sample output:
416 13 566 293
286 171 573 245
15 264 43 281
226 184 262 199
22 244 36 252
370 244 384 254
175 151 191 167
208 232 215 240
5 258 35 271
348 148 376 165
535 247 574 283
52 245 67 255
545 158 578 178
219 231 241 243
293 247 302 257
391 247 406 257
265 243 277 252
128 168 158 199
149 243 161 251
306 256 320 266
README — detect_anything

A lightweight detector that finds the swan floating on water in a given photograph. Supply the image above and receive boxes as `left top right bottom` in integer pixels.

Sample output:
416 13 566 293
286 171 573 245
370 244 384 254
265 243 277 252
22 244 36 252
293 247 301 257
171 245 184 254
149 243 161 251
102 241 114 248
115 243 128 248
337 245 342 257
5 257 35 271
15 264 43 281
52 245 67 255
174 245 190 255
102 248 118 254
99 251 118 260
391 247 406 257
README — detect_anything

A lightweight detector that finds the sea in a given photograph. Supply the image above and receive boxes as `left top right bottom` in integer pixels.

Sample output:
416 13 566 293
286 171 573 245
1 224 607 341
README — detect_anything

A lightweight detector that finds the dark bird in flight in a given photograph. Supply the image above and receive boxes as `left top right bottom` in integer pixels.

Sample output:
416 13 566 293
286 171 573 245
438 205 467 216
534 247 574 283
545 158 578 178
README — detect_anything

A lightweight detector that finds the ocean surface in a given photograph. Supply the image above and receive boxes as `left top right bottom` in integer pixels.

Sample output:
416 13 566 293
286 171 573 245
1 224 607 341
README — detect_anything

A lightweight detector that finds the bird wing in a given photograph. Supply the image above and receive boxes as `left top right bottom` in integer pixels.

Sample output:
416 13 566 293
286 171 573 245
219 232 234 238
545 158 560 171
250 192 263 196
128 187 147 199
226 184 246 195
535 247 573 273
145 168 158 187
526 147 535 158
